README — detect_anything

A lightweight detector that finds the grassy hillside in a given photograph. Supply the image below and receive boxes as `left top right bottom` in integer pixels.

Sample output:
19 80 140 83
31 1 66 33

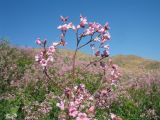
0 41 160 120
59 49 160 70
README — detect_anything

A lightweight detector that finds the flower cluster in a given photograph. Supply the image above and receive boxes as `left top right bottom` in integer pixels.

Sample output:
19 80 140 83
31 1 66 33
110 64 121 85
95 88 112 108
57 15 111 58
56 84 95 120
35 38 60 68
98 59 121 85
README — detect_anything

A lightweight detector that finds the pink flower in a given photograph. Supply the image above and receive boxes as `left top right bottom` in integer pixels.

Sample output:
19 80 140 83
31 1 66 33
68 22 76 31
57 24 69 31
35 55 40 61
104 22 110 30
89 22 101 31
88 96 94 101
69 107 78 118
56 101 65 110
74 99 81 106
47 56 54 62
79 84 85 91
88 106 95 113
48 45 56 54
69 101 76 107
101 49 110 57
36 38 41 45
40 59 48 67
101 32 111 43
35 52 43 62
84 27 94 35
76 113 89 120
98 27 106 34
111 70 115 76
103 45 110 49
74 85 78 90
80 15 88 27
79 94 84 101
94 37 100 42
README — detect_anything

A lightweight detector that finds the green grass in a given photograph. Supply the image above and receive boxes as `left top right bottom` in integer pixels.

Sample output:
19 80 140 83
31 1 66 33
110 84 160 120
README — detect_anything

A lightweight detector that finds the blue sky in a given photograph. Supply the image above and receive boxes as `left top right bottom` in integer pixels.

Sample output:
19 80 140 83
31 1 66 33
0 0 160 60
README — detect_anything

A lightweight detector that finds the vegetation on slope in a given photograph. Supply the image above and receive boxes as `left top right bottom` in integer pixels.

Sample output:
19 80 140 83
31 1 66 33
0 40 160 120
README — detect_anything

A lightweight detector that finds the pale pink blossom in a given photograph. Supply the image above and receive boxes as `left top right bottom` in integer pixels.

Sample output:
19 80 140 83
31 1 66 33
35 52 43 61
69 101 76 107
68 22 76 31
47 56 54 62
103 45 110 49
76 113 89 120
88 106 95 113
35 55 40 61
69 107 78 117
74 99 81 106
71 25 76 31
36 38 41 45
98 27 106 34
56 101 65 110
88 96 94 101
84 27 94 35
104 22 110 30
57 24 69 31
111 70 115 76
80 15 88 27
48 45 56 54
40 59 48 67
101 49 110 57
110 113 116 120
79 94 84 100
94 37 100 42
74 85 78 90
101 32 111 43
89 22 101 31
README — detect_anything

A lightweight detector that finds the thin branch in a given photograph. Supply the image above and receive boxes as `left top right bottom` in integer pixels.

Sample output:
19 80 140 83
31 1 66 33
85 57 105 67
77 39 94 50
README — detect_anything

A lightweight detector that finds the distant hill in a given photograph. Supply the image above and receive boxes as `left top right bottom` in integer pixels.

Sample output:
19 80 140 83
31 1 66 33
26 48 160 73
111 55 160 70
58 49 160 70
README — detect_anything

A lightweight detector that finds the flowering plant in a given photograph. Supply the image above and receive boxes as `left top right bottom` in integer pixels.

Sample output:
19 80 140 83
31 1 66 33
35 15 121 119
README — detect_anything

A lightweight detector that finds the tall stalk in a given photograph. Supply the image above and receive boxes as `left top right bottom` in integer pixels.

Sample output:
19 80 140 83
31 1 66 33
72 30 79 78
